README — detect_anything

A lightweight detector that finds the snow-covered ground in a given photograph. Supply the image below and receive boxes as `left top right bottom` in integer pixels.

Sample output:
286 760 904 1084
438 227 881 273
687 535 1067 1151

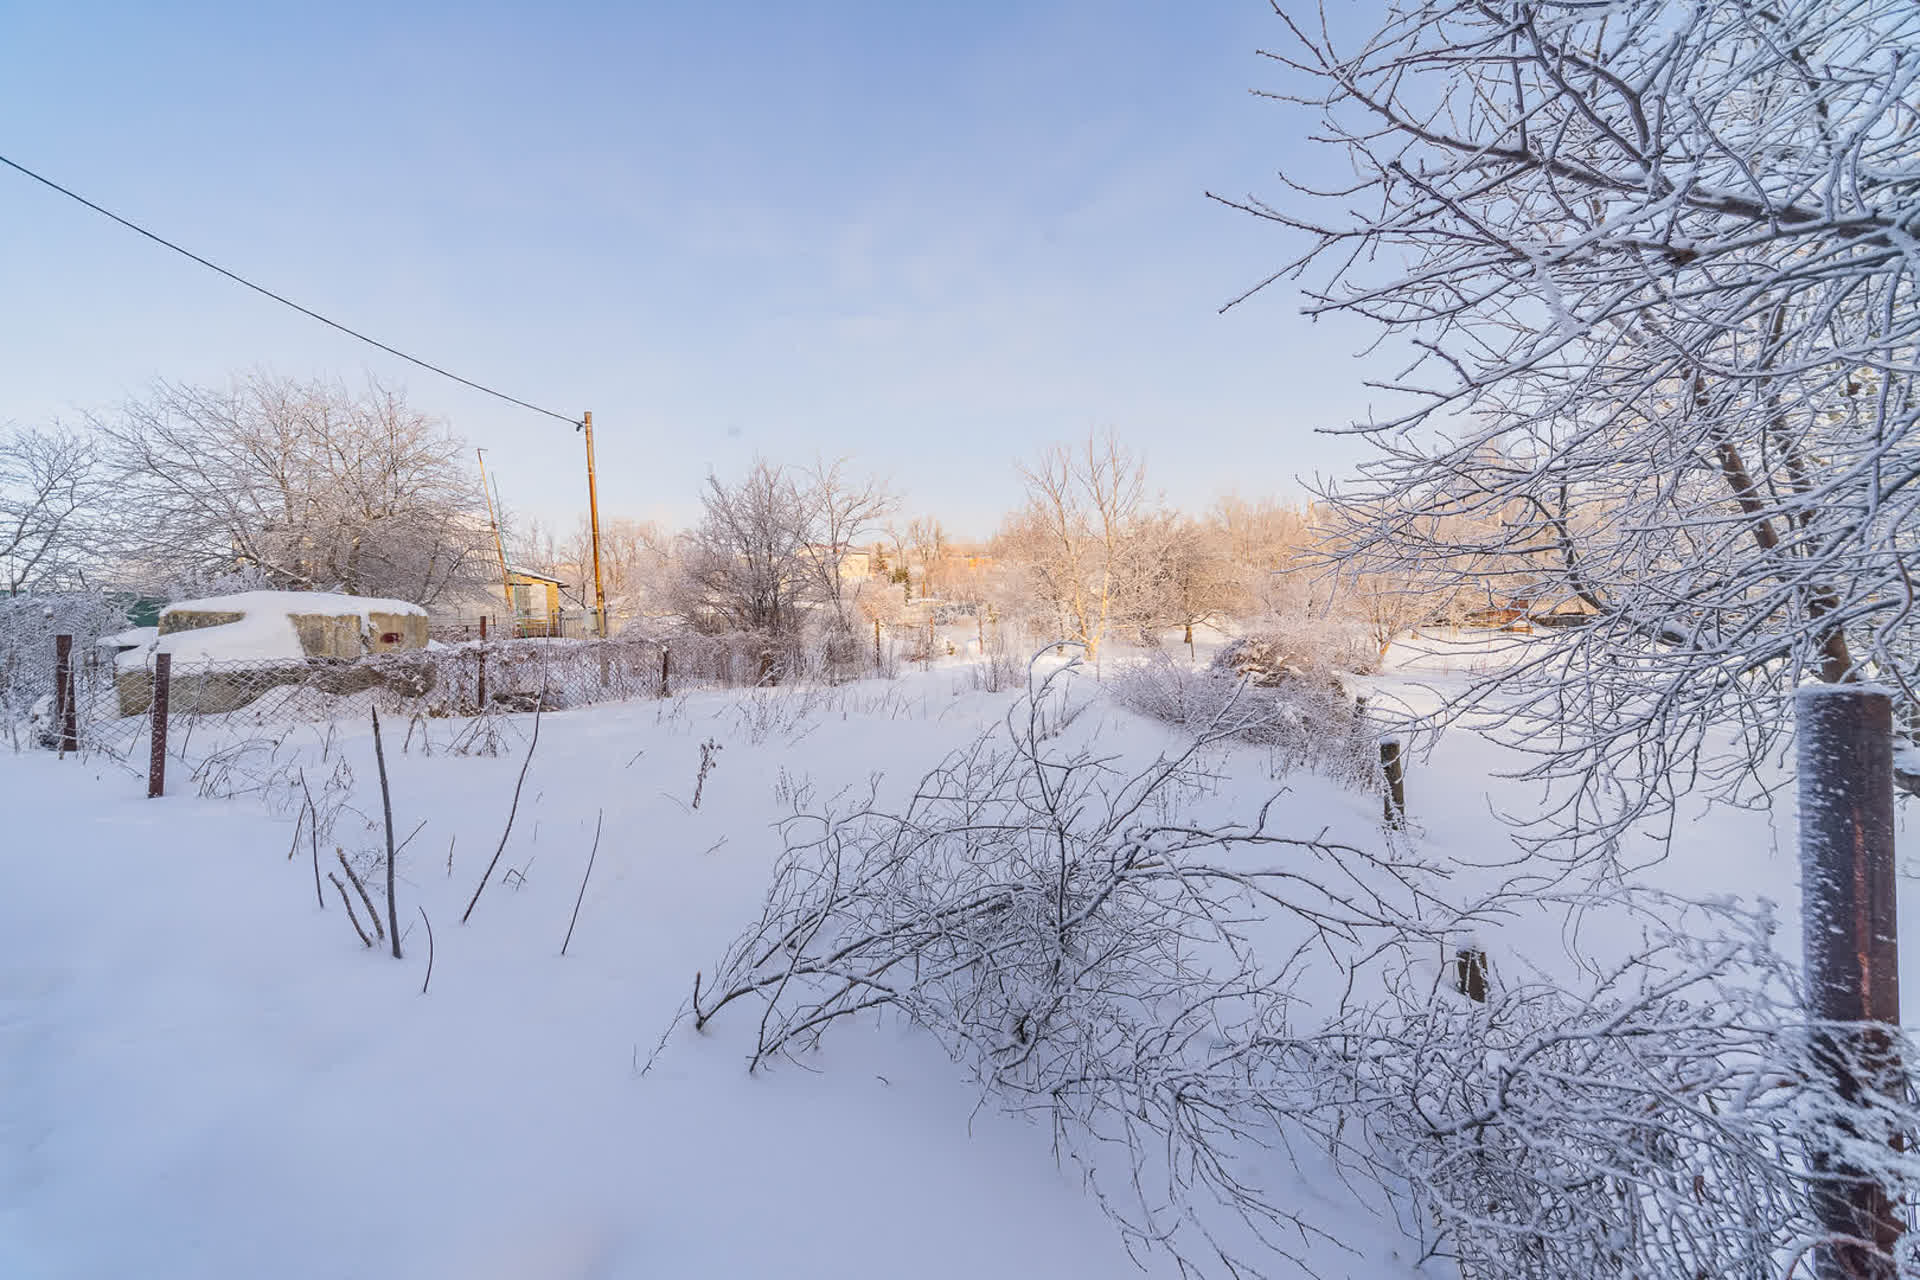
1 637 1914 1278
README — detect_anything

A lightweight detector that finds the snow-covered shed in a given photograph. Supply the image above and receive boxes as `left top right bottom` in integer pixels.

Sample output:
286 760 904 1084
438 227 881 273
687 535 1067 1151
156 591 428 660
115 591 429 715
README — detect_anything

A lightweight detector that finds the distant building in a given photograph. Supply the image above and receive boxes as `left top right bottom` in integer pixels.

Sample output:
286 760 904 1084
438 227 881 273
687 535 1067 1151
504 567 568 638
113 590 429 716
807 547 878 581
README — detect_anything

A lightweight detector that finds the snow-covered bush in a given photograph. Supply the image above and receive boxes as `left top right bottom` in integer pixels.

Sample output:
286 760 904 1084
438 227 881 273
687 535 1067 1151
728 680 836 746
960 628 1023 693
1210 614 1377 684
1108 653 1376 788
693 665 1920 1279
692 658 1444 1274
806 613 864 684
1321 897 1920 1280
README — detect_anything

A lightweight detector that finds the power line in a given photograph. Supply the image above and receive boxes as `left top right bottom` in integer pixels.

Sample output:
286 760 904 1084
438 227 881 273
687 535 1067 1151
0 150 582 427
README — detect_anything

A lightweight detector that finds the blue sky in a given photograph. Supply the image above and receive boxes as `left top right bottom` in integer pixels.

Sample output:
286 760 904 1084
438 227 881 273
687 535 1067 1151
0 0 1381 538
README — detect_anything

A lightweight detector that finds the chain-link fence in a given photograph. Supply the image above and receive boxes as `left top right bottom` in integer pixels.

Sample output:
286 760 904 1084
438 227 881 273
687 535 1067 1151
427 609 608 643
0 595 128 750
51 616 1025 737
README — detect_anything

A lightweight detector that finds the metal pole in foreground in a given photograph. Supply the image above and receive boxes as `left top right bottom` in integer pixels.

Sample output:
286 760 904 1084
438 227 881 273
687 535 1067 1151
1797 685 1903 1280
147 653 171 798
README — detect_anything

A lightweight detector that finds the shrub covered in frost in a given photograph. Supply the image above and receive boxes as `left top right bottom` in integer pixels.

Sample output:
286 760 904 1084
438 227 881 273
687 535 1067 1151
1108 653 1377 788
1210 615 1378 686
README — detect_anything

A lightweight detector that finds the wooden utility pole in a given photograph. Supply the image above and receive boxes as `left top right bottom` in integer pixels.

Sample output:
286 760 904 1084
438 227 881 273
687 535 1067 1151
476 448 514 622
580 411 608 639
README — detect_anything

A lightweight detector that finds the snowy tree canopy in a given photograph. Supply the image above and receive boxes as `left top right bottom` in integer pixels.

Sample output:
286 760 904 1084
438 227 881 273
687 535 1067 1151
93 375 495 606
1237 0 1920 845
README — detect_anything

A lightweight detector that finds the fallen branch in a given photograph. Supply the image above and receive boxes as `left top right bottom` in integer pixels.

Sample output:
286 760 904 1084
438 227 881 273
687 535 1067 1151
561 809 603 957
328 872 373 947
336 847 384 941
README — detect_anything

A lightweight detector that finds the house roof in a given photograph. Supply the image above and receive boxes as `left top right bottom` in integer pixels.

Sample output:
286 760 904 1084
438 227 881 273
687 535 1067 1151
505 566 568 586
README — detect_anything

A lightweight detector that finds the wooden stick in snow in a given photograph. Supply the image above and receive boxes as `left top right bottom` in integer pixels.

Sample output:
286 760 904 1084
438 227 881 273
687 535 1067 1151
329 872 373 947
336 848 384 941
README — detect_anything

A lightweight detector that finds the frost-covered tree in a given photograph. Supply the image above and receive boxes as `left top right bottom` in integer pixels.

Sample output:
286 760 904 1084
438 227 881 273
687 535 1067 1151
904 515 949 599
673 457 897 639
0 424 106 595
1234 0 1920 844
997 432 1155 661
1134 515 1244 655
799 458 895 627
519 515 676 623
672 459 814 635
96 375 493 605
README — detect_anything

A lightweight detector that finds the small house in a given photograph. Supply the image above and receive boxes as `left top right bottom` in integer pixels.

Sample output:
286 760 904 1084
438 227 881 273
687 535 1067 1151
504 567 567 638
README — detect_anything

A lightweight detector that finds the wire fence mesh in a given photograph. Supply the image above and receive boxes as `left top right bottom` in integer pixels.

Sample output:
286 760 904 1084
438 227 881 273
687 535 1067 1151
43 618 1028 743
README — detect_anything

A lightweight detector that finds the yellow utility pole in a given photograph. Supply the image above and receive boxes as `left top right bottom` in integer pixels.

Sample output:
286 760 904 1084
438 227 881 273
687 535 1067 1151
476 448 514 620
579 411 608 638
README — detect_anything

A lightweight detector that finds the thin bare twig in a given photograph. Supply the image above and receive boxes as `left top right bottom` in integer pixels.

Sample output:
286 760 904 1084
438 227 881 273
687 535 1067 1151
561 809 603 957
299 769 323 909
417 905 435 994
371 706 402 959
461 685 545 924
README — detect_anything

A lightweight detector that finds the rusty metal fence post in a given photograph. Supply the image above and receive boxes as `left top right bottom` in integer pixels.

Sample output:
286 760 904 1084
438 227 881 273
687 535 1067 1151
1455 947 1488 1002
51 634 73 753
659 646 670 699
60 647 78 755
1797 685 1904 1280
147 652 171 798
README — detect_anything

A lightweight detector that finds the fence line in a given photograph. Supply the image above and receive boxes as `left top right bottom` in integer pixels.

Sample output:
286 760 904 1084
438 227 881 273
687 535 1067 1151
48 618 1022 739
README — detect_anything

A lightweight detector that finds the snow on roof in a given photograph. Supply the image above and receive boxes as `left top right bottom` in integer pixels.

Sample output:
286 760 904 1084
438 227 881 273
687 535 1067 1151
160 590 426 621
98 626 159 651
505 566 568 585
153 591 425 665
